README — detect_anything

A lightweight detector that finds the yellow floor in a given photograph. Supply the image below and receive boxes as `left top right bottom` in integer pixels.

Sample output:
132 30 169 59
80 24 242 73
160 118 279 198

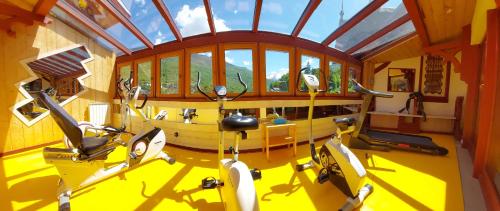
0 133 463 211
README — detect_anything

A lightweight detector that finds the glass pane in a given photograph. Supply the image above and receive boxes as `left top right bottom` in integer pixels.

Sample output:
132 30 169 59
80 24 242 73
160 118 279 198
119 0 175 44
160 57 180 95
190 52 213 94
328 61 342 94
265 50 289 92
225 50 253 93
63 0 146 51
348 67 360 93
50 7 121 54
119 65 131 81
137 61 152 94
331 0 407 51
299 0 370 42
162 0 211 37
354 21 415 54
211 0 255 31
258 0 309 34
299 55 321 91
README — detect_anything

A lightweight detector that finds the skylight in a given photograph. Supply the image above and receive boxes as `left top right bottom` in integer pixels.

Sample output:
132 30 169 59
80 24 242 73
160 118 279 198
258 0 309 34
119 0 175 45
354 21 416 55
162 0 211 37
210 0 256 32
331 0 407 51
299 0 370 43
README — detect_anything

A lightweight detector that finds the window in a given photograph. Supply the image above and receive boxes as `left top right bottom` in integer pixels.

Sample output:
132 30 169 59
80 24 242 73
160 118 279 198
219 43 258 96
157 51 183 97
258 0 309 34
186 46 217 97
260 44 294 95
347 65 361 94
297 49 323 95
326 57 343 95
136 58 153 95
118 63 132 81
162 0 210 37
210 0 256 31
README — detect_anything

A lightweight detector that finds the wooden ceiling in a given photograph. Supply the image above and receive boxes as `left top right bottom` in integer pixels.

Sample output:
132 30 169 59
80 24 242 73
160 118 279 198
2 0 39 11
365 35 423 63
365 0 477 63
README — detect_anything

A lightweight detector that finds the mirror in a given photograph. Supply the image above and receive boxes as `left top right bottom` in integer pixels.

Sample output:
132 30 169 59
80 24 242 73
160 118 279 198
387 68 415 92
13 45 93 126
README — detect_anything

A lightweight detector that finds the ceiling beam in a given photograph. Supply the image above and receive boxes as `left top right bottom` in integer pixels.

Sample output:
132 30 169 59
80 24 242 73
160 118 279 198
96 0 154 49
253 0 263 32
374 61 391 74
423 37 462 53
346 14 410 54
403 0 430 46
153 0 182 42
0 18 16 36
116 31 362 66
361 32 418 61
321 0 387 46
291 0 321 37
0 2 47 24
33 0 57 16
109 0 131 18
203 0 216 35
55 1 132 55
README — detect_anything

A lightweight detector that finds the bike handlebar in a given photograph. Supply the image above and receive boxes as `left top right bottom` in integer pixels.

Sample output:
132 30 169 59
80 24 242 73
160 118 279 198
136 94 148 109
196 72 248 101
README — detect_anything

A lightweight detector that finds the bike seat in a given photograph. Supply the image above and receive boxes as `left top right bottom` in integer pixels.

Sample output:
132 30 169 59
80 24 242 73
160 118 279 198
334 117 356 126
221 115 259 131
81 137 109 154
352 80 393 98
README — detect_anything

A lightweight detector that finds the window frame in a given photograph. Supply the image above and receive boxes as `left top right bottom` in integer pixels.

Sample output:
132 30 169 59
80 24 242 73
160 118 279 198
218 43 259 97
345 63 362 97
185 45 218 98
133 56 156 97
325 55 345 96
117 62 133 81
155 50 184 98
259 43 295 96
295 48 325 96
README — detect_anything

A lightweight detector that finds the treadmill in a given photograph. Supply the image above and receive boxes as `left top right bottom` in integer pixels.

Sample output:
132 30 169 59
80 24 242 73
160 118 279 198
347 80 448 156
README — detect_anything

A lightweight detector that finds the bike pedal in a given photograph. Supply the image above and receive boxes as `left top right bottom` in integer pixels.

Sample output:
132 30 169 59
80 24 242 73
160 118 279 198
317 168 329 184
201 177 218 189
250 168 262 180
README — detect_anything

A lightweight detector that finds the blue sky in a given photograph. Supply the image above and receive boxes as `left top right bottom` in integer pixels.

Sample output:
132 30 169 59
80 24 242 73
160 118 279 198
77 0 407 58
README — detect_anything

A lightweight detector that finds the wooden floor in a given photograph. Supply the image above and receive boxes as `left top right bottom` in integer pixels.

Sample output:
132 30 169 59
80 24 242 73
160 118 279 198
0 133 464 211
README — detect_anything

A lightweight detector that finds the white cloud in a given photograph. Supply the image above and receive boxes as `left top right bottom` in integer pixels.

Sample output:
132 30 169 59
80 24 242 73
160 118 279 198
262 2 282 15
225 56 234 64
198 52 212 57
134 0 145 7
266 68 288 80
175 5 230 36
243 61 251 66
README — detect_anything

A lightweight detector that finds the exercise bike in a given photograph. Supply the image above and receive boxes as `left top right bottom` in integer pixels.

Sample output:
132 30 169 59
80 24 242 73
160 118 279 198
40 76 175 211
196 72 262 211
295 68 373 211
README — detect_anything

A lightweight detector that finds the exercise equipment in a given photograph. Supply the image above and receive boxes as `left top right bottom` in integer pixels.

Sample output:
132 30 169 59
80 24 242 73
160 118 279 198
196 72 262 211
295 67 373 211
399 91 426 120
349 80 448 155
180 108 198 124
40 76 175 211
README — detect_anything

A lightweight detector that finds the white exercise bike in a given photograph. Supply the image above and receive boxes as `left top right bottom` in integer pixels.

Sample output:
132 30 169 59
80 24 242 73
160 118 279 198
39 75 175 211
196 72 262 211
295 67 373 211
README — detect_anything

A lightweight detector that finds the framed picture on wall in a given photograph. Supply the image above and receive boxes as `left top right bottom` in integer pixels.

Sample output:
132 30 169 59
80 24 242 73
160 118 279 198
387 68 415 92
419 55 451 102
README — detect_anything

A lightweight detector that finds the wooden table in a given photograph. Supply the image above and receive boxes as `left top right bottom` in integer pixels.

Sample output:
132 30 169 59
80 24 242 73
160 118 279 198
262 123 297 161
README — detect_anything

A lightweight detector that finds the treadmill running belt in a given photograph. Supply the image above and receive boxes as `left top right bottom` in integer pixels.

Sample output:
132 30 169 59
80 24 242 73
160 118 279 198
367 130 439 148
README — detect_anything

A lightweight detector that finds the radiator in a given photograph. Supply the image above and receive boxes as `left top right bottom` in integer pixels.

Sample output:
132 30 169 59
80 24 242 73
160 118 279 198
89 103 108 126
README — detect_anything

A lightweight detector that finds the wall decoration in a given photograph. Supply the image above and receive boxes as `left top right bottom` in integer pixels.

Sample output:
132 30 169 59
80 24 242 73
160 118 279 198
419 55 451 102
387 68 415 92
12 44 93 126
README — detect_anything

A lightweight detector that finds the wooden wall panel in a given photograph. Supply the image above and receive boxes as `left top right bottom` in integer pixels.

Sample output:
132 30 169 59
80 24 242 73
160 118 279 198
0 18 115 155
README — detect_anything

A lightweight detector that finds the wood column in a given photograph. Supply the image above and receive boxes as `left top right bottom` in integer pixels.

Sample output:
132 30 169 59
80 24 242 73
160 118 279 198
460 25 482 153
473 8 500 211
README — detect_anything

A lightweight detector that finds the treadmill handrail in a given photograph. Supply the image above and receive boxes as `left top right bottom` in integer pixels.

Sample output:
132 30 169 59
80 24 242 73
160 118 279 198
351 79 393 98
